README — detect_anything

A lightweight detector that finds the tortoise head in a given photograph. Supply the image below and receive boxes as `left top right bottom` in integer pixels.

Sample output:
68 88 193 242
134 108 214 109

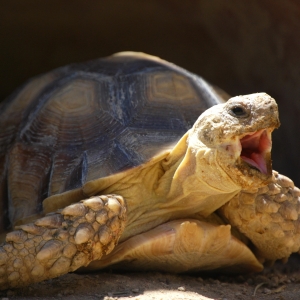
188 93 280 190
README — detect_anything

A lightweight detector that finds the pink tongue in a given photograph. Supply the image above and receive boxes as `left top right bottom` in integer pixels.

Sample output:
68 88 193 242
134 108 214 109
240 130 270 175
241 154 267 174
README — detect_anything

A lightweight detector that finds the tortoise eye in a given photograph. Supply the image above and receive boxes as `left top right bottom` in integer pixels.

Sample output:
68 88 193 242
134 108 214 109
229 105 249 118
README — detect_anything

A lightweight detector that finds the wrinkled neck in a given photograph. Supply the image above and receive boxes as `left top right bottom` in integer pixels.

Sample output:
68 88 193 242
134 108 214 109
160 131 241 217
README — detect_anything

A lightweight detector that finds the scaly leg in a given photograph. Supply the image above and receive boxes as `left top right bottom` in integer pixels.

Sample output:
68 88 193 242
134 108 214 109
0 194 126 290
219 171 300 262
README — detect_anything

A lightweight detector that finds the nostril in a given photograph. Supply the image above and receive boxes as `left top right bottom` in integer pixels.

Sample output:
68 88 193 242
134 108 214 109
267 103 276 111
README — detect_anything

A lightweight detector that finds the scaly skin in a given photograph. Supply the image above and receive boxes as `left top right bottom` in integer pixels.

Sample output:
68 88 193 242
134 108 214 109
219 171 300 262
0 195 127 290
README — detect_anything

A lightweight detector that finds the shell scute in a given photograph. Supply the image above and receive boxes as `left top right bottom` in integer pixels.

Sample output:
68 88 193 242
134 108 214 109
0 53 223 228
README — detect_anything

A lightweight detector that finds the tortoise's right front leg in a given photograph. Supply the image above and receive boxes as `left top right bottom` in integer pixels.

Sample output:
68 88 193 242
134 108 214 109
0 194 127 290
219 171 300 262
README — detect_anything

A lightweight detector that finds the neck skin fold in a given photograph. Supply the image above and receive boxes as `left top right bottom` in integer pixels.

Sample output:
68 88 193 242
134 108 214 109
158 131 241 217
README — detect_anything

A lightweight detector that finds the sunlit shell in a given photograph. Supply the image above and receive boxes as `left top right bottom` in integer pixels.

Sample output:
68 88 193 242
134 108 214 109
0 52 224 228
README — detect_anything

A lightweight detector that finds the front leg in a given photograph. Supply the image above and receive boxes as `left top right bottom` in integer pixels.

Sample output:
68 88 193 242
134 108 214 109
219 171 300 262
0 195 127 290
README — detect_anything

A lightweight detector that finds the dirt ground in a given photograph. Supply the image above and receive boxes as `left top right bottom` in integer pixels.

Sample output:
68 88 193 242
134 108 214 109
1 255 300 300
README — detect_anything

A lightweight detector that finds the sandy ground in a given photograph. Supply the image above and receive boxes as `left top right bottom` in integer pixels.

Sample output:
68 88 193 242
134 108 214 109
1 255 300 300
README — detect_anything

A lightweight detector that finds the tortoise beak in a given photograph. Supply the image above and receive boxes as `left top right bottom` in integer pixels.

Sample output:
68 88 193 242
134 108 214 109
239 129 272 175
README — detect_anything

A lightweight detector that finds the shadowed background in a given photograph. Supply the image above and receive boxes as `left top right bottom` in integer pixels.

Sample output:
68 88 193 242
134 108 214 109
1 0 300 184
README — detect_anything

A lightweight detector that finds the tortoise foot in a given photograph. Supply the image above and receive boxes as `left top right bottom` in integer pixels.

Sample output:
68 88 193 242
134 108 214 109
0 195 127 290
220 171 300 261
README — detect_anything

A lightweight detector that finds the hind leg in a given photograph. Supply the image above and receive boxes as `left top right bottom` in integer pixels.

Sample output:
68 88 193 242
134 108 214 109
85 218 263 274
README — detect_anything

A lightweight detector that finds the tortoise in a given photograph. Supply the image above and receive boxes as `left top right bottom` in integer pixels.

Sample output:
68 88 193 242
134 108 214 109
0 52 300 290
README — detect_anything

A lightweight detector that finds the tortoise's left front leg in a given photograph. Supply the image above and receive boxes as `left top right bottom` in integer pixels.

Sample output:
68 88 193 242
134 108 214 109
219 171 300 262
0 194 126 290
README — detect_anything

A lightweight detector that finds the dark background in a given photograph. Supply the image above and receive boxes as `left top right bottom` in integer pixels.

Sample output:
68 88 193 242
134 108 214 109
1 0 300 185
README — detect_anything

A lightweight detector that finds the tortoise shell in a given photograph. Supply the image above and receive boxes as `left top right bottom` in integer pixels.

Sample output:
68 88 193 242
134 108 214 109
0 52 224 229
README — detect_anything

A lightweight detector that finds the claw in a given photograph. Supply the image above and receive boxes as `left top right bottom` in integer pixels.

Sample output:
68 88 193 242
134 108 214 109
0 194 127 290
83 196 104 210
61 203 87 217
35 214 64 228
17 224 46 235
107 197 122 217
6 231 27 244
219 170 300 261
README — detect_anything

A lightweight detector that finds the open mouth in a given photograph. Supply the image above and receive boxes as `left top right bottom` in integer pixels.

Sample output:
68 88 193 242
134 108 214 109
239 130 272 175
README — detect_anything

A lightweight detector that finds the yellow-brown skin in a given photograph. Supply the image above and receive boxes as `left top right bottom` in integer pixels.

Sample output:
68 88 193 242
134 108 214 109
3 93 300 289
70 93 279 241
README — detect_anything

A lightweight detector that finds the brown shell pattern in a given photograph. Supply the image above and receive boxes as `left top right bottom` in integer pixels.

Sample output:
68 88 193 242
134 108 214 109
0 53 223 229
